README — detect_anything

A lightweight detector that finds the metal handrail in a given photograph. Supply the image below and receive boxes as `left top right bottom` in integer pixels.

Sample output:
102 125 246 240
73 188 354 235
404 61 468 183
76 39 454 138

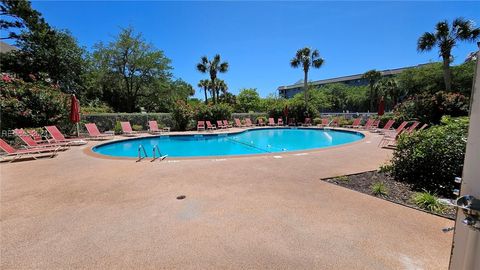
152 144 167 162
137 144 148 162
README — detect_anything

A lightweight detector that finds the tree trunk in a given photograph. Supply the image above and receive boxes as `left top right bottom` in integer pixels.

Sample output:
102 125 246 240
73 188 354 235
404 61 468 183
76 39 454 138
442 56 452 91
211 78 217 104
204 87 208 104
303 71 308 105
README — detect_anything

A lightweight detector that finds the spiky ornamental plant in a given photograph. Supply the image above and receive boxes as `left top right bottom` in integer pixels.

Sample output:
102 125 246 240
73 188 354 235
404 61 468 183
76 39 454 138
196 54 229 104
417 18 479 91
290 47 325 106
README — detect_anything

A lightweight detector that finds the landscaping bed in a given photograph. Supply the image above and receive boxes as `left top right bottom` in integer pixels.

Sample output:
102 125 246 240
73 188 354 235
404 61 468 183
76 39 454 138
322 171 456 220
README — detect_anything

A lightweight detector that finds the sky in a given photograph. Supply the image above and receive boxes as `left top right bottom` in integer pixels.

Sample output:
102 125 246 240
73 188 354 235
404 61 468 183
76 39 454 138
29 1 480 98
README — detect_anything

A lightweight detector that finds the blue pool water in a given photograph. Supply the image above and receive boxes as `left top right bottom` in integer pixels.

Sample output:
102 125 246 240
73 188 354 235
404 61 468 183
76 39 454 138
92 128 364 158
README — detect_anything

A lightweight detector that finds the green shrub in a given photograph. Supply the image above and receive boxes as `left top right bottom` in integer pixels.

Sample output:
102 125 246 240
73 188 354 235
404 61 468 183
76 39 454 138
210 103 233 121
0 78 68 130
411 191 446 214
132 124 143 131
371 182 389 196
390 116 468 197
313 117 322 125
171 100 193 131
114 121 122 134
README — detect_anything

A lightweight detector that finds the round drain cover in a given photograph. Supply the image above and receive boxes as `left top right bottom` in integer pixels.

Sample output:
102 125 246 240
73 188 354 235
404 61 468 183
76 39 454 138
176 195 186 200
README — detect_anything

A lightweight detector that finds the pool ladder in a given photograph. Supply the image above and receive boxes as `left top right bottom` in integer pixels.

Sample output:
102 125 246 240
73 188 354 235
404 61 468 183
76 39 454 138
137 144 168 162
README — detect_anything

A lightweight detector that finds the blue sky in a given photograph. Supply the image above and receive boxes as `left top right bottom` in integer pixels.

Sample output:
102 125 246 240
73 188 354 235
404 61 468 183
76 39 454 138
30 1 479 98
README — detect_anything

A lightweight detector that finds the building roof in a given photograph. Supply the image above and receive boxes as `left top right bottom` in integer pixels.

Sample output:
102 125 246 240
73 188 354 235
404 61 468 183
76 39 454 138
278 63 430 90
0 41 17 53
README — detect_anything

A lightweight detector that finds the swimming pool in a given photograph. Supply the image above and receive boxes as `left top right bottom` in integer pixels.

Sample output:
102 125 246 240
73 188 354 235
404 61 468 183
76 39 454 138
92 128 364 158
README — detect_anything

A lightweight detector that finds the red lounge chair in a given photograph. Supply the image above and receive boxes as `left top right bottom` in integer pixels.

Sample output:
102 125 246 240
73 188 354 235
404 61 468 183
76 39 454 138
419 123 428 131
302 118 312 126
288 118 296 126
206 121 217 130
14 129 70 150
234 118 245 128
44 126 87 145
360 118 374 130
379 121 408 147
27 129 44 142
277 118 284 126
369 120 380 130
257 118 266 126
223 120 232 128
217 120 226 129
148 120 162 134
406 121 420 134
330 118 339 127
317 118 329 127
268 118 276 126
0 138 59 162
85 123 114 140
197 121 205 131
345 118 361 128
378 120 395 134
245 118 255 127
120 121 138 136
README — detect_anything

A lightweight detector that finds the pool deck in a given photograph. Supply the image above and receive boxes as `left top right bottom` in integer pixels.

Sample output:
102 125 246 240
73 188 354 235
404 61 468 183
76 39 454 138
1 128 454 269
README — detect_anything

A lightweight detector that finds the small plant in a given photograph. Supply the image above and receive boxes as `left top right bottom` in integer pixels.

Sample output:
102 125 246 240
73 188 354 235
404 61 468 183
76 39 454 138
411 191 446 214
132 124 143 131
114 121 122 134
313 117 322 125
334 175 349 182
371 182 389 196
378 163 392 174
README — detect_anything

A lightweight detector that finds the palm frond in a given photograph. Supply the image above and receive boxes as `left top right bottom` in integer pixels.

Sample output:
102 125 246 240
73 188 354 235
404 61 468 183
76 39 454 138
312 58 324 68
453 17 480 40
196 63 207 73
219 62 229 73
435 21 450 40
311 49 320 58
417 32 436 52
290 58 300 68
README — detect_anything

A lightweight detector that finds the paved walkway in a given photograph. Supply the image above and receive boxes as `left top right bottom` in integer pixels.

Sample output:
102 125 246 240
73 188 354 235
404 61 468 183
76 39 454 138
1 130 454 269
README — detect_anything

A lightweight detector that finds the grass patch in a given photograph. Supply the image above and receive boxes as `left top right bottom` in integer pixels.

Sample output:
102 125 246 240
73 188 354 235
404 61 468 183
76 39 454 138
371 182 389 196
333 175 350 182
411 191 446 214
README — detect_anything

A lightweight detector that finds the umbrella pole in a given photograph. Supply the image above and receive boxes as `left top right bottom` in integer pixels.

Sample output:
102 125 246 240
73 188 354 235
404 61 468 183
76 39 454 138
76 123 80 138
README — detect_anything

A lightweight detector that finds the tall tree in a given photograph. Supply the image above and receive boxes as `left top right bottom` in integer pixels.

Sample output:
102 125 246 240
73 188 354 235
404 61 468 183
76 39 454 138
290 47 325 105
362 70 382 111
0 0 50 40
196 54 229 104
215 79 228 102
375 78 401 107
91 27 172 112
417 18 479 91
198 79 210 104
237 88 261 112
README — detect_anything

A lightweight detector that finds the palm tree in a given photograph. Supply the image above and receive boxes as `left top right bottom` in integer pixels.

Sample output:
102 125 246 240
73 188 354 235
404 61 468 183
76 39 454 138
290 47 325 105
196 54 229 104
362 70 382 112
215 79 228 102
198 79 210 104
417 18 479 91
375 78 401 108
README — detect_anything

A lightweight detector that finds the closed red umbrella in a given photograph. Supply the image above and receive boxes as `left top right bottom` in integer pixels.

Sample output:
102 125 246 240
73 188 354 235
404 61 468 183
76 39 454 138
378 96 385 116
69 94 80 136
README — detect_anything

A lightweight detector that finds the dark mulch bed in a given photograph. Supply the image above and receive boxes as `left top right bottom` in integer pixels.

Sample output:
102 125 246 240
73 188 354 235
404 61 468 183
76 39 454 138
322 171 456 220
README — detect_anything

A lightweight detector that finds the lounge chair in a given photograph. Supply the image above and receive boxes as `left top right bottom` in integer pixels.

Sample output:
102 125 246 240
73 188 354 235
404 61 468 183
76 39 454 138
223 120 232 128
14 129 70 150
268 118 276 126
288 118 296 126
302 118 312 126
27 129 44 143
418 123 428 131
197 121 206 131
85 123 114 140
234 118 245 128
245 118 255 127
345 118 361 129
330 118 339 127
0 138 59 162
277 118 284 126
360 118 374 130
379 121 408 147
317 118 329 127
120 121 138 136
148 120 162 134
377 120 395 134
369 120 380 131
257 118 266 126
405 121 420 134
44 126 87 145
206 121 217 131
217 120 226 129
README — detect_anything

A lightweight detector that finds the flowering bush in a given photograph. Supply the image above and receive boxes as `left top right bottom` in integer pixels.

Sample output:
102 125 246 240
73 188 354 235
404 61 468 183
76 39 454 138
0 77 68 131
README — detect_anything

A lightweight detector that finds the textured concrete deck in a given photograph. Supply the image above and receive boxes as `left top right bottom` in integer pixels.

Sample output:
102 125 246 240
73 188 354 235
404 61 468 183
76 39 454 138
1 130 453 269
